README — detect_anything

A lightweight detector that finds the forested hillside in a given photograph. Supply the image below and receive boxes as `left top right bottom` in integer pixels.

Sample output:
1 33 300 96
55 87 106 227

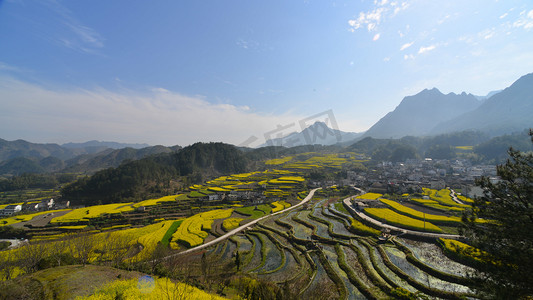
61 142 249 204
347 130 531 163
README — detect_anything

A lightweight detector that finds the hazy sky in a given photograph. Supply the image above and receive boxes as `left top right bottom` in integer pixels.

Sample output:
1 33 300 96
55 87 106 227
1 0 532 147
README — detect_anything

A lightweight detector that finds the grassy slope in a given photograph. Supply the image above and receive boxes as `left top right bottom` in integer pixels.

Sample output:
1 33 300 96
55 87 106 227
0 265 144 299
0 265 223 300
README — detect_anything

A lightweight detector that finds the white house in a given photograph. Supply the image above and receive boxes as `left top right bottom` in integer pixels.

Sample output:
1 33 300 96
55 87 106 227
0 204 22 216
36 198 55 210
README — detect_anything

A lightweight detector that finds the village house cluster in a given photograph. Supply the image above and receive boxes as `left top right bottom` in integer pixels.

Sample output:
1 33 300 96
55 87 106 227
343 158 497 198
0 198 70 217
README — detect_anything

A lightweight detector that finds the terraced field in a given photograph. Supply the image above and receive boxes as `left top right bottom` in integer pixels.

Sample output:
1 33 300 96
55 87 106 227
178 195 475 299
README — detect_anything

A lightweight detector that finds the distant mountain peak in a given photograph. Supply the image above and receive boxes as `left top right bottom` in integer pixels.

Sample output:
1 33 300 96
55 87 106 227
431 72 533 136
308 121 329 129
260 121 361 148
364 86 482 139
419 87 442 95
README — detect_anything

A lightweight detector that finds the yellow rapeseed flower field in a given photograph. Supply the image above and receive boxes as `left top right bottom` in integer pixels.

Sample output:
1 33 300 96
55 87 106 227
364 208 443 233
422 188 469 209
438 238 492 264
131 195 179 208
170 209 233 249
132 220 176 261
50 203 135 224
380 199 462 225
79 277 227 299
0 209 70 226
356 193 382 200
270 200 291 213
222 218 243 231
349 218 380 236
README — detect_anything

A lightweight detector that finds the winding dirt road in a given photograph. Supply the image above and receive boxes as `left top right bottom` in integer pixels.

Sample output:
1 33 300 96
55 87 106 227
165 188 321 258
343 196 462 239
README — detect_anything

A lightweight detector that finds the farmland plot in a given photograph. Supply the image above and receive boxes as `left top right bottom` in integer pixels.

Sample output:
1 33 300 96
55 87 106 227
174 194 476 299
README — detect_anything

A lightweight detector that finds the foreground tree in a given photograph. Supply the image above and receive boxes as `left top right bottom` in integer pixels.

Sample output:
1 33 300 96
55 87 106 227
462 130 533 299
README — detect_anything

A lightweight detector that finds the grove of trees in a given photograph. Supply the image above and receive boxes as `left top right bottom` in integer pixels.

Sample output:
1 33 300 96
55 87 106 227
462 130 533 298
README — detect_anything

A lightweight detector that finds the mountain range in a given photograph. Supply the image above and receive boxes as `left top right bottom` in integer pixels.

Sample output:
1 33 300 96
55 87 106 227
0 139 180 176
1 72 532 174
62 140 150 150
363 88 483 139
430 73 533 136
365 73 533 139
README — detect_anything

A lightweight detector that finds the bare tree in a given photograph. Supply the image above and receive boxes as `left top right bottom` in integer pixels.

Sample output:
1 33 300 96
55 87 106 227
106 234 133 267
160 278 195 300
0 250 18 280
166 254 194 283
69 232 96 266
19 241 45 273
149 242 169 275
48 239 69 267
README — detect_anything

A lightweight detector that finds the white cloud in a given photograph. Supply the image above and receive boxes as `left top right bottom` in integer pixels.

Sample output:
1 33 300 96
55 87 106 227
499 12 508 19
438 15 450 24
348 7 385 32
513 9 533 30
400 42 413 50
418 45 436 54
481 28 496 39
393 2 409 15
0 62 31 74
348 1 409 34
151 87 170 93
476 28 497 41
41 1 104 54
65 23 104 49
0 77 303 146
403 54 414 60
373 33 381 41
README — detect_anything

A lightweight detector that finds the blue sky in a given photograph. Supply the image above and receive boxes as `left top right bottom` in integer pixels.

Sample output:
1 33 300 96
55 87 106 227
1 0 532 146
